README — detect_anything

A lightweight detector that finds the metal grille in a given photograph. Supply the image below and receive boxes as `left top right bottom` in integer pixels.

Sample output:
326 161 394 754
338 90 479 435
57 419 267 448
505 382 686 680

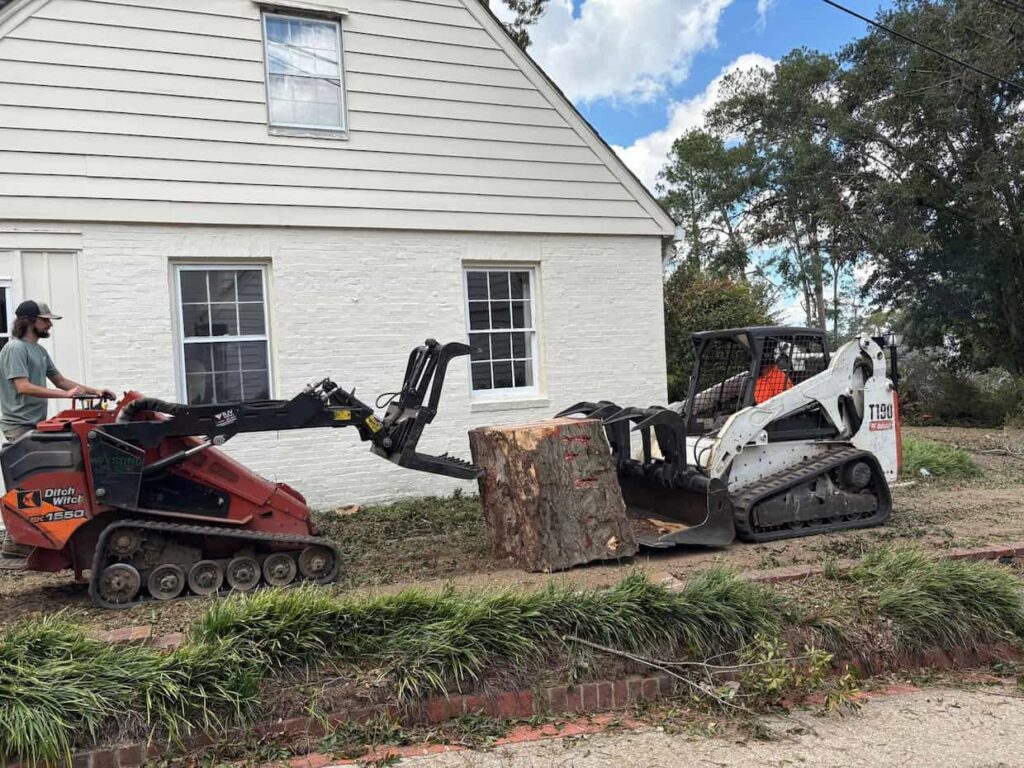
753 334 829 404
687 337 753 435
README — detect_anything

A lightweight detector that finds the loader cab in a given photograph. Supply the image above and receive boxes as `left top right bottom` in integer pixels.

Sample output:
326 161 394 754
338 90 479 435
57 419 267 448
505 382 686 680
686 327 831 436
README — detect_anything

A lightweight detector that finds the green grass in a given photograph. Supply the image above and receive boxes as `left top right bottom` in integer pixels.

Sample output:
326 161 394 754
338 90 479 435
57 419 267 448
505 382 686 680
0 571 786 765
849 548 1024 651
901 436 980 478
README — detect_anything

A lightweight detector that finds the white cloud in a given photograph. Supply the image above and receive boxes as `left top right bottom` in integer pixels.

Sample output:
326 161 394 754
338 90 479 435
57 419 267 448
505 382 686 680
493 0 735 104
756 0 776 30
611 53 775 190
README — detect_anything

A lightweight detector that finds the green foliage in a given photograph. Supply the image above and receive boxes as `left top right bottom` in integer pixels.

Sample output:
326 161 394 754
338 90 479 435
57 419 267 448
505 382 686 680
736 634 841 710
850 548 1024 651
663 262 776 400
0 617 261 767
901 436 980 479
478 0 549 48
899 350 1024 427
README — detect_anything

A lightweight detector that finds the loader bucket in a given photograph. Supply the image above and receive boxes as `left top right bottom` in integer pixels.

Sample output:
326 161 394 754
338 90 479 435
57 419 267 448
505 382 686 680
617 472 735 548
556 401 736 549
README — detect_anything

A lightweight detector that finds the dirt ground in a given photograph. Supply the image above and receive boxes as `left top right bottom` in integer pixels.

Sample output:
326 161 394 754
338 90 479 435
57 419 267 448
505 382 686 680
1 426 1022 637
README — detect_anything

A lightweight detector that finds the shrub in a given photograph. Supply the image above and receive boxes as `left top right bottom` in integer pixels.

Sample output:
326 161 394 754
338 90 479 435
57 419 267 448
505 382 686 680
901 436 979 478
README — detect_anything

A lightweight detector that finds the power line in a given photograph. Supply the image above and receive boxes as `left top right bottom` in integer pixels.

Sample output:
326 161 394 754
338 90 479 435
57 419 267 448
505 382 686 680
820 0 1024 93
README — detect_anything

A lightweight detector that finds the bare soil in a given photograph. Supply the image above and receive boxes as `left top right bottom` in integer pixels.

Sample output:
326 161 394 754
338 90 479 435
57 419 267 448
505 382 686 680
1 426 1022 638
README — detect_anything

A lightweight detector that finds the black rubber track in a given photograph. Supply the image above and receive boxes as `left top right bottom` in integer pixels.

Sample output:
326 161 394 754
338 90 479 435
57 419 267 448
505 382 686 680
88 518 341 610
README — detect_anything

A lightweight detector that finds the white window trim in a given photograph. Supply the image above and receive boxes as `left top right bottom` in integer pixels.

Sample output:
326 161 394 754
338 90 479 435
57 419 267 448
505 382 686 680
261 9 350 139
0 279 12 348
173 264 274 405
462 265 541 402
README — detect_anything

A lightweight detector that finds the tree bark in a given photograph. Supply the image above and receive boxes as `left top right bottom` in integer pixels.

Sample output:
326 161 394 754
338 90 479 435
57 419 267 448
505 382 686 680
468 418 637 572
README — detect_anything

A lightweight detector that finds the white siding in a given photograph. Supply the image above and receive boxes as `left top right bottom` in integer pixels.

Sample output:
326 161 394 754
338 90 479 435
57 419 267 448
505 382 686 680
0 0 672 235
77 224 668 506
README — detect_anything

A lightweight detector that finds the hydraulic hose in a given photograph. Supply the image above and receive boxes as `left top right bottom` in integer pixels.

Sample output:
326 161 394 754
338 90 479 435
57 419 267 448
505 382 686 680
116 397 188 423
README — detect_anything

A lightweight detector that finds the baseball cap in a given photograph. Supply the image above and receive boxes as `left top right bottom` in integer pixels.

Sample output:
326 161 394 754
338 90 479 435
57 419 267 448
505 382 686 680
15 300 62 320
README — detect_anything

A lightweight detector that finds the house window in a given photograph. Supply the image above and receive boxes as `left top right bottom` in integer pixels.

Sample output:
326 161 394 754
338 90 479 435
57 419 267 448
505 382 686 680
175 266 272 405
0 281 12 351
464 268 538 396
262 12 347 133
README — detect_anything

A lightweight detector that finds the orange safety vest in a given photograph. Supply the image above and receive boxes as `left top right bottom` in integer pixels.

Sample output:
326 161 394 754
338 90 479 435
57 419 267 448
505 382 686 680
754 364 793 404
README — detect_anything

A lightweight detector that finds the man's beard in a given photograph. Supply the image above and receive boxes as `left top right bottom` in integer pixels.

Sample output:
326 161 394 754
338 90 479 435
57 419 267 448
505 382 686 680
36 329 50 338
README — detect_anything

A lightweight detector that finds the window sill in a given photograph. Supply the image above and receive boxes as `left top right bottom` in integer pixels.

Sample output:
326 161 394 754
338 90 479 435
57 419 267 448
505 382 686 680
470 396 551 414
269 126 349 141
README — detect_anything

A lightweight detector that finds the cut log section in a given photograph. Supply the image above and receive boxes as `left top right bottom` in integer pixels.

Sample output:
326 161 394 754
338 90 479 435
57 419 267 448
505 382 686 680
468 417 638 572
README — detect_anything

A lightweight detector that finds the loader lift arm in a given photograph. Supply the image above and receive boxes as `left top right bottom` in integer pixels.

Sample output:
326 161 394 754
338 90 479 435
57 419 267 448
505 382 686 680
96 339 481 483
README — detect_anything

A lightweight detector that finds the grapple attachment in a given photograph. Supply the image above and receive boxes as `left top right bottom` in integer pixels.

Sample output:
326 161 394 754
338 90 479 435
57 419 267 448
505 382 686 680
556 401 735 548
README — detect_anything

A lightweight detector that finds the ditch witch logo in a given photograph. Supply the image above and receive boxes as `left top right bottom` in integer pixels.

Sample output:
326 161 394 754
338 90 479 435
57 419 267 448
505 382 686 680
16 486 85 509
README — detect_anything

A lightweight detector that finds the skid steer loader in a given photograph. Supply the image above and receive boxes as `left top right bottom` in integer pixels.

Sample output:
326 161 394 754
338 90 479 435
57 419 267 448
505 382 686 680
558 327 901 547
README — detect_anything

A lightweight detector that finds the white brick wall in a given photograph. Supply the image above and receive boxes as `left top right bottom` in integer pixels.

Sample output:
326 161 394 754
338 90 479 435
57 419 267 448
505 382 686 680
78 224 667 507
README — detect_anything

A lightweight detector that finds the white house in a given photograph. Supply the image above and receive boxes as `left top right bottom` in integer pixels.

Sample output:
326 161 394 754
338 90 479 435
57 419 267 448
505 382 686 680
0 0 673 506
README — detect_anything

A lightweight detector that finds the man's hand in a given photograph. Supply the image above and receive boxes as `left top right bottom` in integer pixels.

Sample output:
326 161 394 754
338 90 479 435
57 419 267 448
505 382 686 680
96 388 117 401
64 385 89 398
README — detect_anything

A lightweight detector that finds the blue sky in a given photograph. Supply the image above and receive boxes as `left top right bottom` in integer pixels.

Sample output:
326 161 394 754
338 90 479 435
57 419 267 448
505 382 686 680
492 0 896 190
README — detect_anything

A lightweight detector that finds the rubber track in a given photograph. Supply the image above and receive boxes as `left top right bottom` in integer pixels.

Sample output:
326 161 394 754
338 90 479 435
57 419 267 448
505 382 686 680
731 446 892 543
88 518 341 610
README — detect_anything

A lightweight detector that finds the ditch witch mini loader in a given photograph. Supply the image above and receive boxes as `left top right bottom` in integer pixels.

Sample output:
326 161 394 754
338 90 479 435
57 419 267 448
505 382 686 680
559 327 901 547
0 339 481 608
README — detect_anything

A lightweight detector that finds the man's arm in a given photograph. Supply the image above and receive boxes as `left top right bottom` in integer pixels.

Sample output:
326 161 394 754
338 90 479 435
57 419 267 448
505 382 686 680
13 377 86 399
48 373 116 400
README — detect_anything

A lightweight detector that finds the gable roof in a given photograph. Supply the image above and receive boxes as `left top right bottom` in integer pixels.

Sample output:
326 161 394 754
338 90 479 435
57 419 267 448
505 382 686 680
461 0 674 236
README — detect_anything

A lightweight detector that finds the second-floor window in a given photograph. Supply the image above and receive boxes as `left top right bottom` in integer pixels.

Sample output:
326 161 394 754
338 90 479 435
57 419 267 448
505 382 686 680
263 12 346 133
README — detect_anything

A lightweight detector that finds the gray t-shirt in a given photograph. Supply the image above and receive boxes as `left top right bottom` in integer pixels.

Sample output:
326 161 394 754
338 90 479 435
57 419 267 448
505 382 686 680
0 338 60 428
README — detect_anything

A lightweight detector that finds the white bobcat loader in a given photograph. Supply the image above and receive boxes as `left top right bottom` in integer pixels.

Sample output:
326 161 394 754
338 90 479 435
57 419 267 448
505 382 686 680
558 327 901 547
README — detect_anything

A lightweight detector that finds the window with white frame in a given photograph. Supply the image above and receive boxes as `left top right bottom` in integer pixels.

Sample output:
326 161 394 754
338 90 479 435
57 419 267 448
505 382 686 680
464 268 538 395
0 280 11 351
175 266 272 405
262 12 346 132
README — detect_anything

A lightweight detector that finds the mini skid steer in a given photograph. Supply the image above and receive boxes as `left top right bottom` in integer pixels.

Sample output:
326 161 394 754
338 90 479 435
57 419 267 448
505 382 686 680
0 339 482 608
559 327 901 547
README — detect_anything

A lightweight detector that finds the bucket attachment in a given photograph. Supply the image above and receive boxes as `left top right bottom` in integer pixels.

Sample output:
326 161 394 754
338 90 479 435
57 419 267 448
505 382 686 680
556 401 736 548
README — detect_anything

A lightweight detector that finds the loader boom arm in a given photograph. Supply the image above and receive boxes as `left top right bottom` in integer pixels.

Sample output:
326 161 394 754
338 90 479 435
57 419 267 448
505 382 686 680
94 339 482 481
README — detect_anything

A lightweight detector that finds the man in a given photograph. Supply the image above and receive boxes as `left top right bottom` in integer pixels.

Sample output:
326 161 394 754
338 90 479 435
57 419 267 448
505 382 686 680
754 344 794 404
0 299 115 569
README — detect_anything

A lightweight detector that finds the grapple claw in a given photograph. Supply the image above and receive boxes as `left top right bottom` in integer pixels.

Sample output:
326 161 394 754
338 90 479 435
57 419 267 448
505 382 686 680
555 401 613 419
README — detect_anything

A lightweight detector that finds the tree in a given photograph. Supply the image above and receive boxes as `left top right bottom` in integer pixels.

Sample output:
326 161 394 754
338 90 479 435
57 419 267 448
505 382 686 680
663 263 777 401
480 0 550 48
658 129 763 279
706 50 868 340
836 0 1024 373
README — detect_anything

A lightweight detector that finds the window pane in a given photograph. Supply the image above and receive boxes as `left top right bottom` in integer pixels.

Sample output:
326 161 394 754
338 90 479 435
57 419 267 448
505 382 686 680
469 333 489 361
466 272 488 301
242 370 270 400
0 290 9 334
269 99 295 125
266 16 288 44
239 303 266 335
471 363 492 390
510 272 530 300
214 372 243 403
488 272 510 300
514 360 533 387
511 301 530 329
210 341 241 373
236 270 264 302
491 302 511 329
186 372 214 405
491 332 512 360
239 341 268 370
182 304 210 337
208 271 237 303
468 302 489 331
210 303 238 336
493 361 513 389
512 332 528 358
183 344 213 373
180 271 207 303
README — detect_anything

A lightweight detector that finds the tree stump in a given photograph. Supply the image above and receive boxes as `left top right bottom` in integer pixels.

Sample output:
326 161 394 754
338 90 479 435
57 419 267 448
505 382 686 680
468 417 637 572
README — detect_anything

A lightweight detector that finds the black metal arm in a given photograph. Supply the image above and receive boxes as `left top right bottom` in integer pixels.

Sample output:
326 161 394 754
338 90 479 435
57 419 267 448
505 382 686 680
100 339 482 481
